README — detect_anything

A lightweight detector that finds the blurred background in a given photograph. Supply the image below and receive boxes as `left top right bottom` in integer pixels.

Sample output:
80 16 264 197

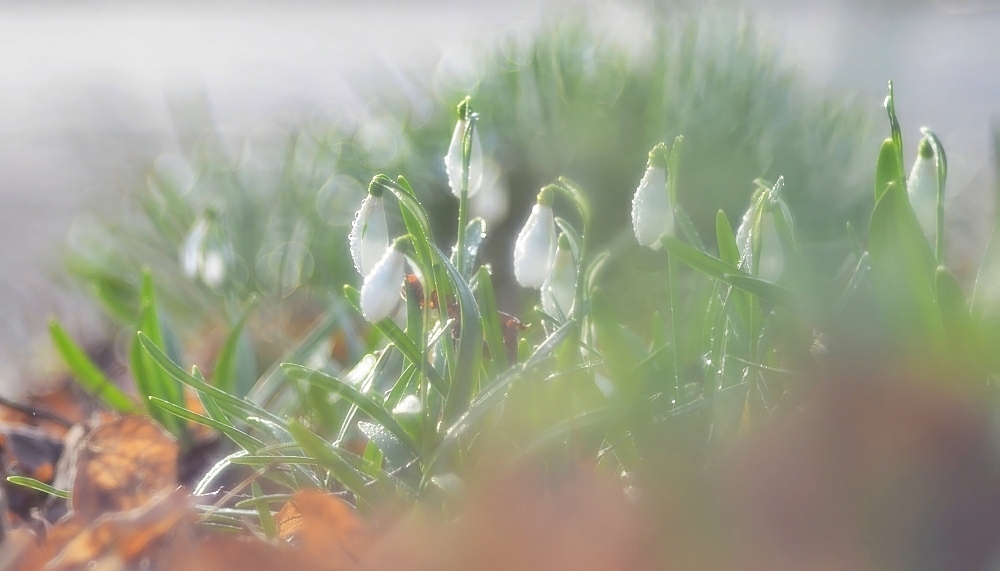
1 0 999 397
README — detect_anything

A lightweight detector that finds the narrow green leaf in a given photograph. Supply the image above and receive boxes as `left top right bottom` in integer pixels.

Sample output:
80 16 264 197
229 455 319 466
422 319 576 485
475 266 509 372
49 320 136 414
431 244 483 426
457 218 487 279
343 285 447 395
875 137 900 203
148 397 264 452
6 476 70 499
884 81 906 193
282 364 420 457
252 481 278 537
129 324 179 436
935 265 974 348
660 236 794 306
247 305 344 413
137 271 186 433
674 205 707 251
716 210 740 267
555 176 591 230
138 333 286 427
590 289 639 386
288 420 404 507
868 181 942 344
213 297 258 396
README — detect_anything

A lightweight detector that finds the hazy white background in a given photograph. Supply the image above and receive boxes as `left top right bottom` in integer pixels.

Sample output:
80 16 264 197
1 0 998 395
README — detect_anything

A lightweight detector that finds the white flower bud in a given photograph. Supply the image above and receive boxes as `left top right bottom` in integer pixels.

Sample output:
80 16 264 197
180 218 209 279
541 235 576 319
445 118 484 198
349 194 389 276
632 145 673 249
736 180 788 283
513 201 557 289
755 212 783 283
180 209 234 291
360 246 405 322
907 137 938 244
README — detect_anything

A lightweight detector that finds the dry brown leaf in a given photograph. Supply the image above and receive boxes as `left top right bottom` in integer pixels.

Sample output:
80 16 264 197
274 499 303 540
70 416 178 518
280 489 373 571
364 467 652 571
162 533 308 571
4 516 87 571
0 424 65 521
44 489 190 571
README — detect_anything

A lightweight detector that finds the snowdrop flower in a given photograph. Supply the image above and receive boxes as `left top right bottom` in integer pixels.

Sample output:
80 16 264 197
444 98 484 198
513 188 557 289
541 233 576 319
907 136 937 244
360 241 406 322
180 207 232 290
349 182 389 276
631 143 673 249
181 216 209 279
736 179 789 283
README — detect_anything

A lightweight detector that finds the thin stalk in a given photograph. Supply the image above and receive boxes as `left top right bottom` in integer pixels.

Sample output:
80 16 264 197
667 255 681 405
455 113 478 275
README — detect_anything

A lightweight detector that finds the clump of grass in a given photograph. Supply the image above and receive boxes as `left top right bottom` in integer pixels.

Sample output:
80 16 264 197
45 74 1000 543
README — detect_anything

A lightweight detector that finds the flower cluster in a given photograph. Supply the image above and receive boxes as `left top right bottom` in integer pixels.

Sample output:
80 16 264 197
350 179 405 322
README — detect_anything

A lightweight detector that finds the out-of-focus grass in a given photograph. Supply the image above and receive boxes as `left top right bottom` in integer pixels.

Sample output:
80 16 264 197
65 5 874 340
37 7 1000 568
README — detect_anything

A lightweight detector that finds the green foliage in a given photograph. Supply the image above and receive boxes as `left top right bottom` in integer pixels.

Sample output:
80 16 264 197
54 5 1000 539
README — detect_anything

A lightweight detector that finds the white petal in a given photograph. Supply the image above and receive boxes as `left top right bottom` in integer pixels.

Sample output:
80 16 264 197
444 119 485 198
541 247 576 319
349 195 389 276
757 213 784 283
360 248 405 322
180 219 209 278
200 250 227 289
907 154 938 243
513 204 556 288
631 166 673 248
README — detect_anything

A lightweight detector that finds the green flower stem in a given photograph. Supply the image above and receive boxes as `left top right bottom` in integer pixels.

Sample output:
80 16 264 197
455 104 477 277
668 254 681 405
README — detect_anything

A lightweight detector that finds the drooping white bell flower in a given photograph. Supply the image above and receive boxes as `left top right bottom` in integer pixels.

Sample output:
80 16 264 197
631 143 674 249
180 207 233 291
444 98 484 198
360 244 406 322
349 187 389 277
907 136 938 245
181 217 209 279
541 233 576 319
513 189 557 289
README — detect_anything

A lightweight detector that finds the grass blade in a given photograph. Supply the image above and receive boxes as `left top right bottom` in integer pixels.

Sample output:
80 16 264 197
49 320 136 414
282 363 420 457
